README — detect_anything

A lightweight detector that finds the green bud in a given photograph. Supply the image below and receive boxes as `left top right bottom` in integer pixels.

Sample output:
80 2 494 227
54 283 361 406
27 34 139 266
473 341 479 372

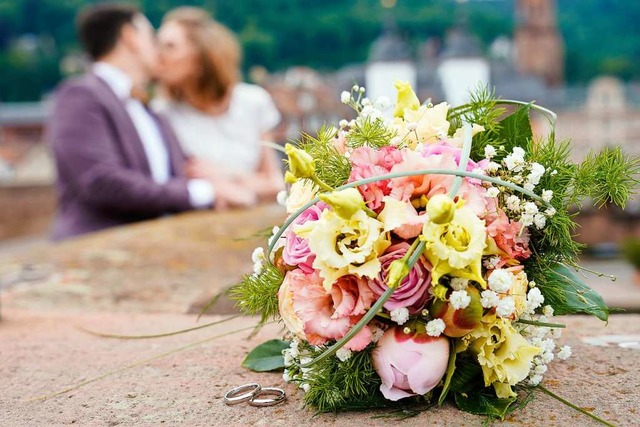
387 258 411 289
285 143 316 179
319 188 366 219
284 171 298 184
427 194 456 225
393 80 420 118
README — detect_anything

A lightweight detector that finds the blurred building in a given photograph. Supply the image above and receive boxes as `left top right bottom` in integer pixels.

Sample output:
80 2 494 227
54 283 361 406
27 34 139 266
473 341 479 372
1 0 638 244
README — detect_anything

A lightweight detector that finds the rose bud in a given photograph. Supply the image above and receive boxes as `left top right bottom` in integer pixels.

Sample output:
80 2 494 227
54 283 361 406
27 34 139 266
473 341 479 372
430 285 483 337
372 326 449 401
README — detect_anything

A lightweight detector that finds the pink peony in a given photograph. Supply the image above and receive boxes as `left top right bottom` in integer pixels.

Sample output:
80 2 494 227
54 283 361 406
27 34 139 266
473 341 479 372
282 202 328 273
370 242 432 313
348 146 403 210
372 327 450 401
290 270 375 351
486 209 532 265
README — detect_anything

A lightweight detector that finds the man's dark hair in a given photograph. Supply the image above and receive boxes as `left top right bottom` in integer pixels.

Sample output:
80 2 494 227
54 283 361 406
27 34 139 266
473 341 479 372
76 3 140 60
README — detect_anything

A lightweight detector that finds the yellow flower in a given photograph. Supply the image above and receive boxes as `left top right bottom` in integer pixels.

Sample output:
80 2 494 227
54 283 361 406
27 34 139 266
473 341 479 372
426 194 456 225
285 143 316 180
459 314 541 398
449 123 486 148
319 188 367 220
393 80 420 118
295 209 390 291
422 205 487 287
286 179 319 214
397 102 451 146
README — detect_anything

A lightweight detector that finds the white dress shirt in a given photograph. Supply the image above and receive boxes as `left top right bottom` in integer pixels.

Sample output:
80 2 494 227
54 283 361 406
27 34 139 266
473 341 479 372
93 62 213 207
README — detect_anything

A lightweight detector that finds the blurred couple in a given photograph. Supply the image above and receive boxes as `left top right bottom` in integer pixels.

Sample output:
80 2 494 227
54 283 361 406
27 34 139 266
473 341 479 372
48 3 284 240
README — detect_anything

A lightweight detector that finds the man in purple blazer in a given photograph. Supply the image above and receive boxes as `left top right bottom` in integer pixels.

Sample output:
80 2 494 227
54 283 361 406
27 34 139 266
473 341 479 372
48 4 248 240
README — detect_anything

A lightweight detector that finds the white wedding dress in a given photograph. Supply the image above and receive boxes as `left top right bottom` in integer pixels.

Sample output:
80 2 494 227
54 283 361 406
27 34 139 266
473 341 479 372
154 82 281 177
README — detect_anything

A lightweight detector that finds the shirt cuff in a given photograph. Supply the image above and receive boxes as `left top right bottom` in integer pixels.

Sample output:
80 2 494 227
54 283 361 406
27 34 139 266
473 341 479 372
187 179 215 208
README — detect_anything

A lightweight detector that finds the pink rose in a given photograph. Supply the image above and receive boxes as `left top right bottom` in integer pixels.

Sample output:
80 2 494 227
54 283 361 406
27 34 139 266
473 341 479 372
373 327 449 401
349 146 403 210
290 270 375 351
388 149 456 201
370 242 432 313
486 209 531 265
282 202 328 273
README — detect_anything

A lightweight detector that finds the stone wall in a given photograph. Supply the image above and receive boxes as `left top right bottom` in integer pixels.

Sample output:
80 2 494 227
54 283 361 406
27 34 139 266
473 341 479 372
0 184 55 240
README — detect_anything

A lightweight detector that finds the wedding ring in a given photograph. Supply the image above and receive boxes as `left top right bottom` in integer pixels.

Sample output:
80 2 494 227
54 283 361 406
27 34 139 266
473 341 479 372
248 387 286 407
223 383 262 405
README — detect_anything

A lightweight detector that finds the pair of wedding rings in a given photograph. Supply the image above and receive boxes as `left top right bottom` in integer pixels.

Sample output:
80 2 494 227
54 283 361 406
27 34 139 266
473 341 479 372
223 383 286 407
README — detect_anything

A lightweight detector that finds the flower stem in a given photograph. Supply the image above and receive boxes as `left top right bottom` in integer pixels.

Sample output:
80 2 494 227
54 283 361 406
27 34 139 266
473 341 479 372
515 318 566 328
78 314 243 339
312 176 335 193
536 385 616 427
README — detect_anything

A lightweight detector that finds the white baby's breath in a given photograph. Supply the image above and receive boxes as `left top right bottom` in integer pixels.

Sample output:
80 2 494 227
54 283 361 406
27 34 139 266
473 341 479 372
390 307 410 325
450 290 471 310
480 290 500 308
426 318 446 337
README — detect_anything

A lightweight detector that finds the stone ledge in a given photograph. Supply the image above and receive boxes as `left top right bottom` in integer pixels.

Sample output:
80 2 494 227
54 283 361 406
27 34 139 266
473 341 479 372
1 308 638 426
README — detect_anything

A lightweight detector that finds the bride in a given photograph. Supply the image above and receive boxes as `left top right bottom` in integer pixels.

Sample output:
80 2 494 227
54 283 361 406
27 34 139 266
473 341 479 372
154 7 284 207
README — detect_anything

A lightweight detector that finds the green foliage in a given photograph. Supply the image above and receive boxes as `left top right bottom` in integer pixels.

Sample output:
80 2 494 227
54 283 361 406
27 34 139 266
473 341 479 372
296 125 352 188
530 262 610 321
346 117 397 150
242 339 289 372
448 87 505 161
494 105 533 159
621 238 640 269
302 345 390 413
228 262 283 323
453 391 517 421
5 0 640 101
573 146 640 209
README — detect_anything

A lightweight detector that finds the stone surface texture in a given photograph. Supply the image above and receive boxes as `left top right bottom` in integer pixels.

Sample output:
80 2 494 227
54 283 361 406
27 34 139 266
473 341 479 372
1 205 639 426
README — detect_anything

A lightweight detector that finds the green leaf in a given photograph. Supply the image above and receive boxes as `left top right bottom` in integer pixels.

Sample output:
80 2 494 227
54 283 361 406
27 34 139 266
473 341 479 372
449 355 483 394
454 391 517 420
241 339 290 372
496 105 532 155
540 262 610 321
438 342 457 405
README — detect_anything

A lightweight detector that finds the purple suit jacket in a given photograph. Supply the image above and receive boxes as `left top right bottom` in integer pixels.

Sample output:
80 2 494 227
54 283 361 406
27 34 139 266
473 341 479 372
48 73 194 240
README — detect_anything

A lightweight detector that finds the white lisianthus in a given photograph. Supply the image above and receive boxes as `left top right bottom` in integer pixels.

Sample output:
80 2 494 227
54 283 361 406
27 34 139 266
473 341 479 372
286 180 319 214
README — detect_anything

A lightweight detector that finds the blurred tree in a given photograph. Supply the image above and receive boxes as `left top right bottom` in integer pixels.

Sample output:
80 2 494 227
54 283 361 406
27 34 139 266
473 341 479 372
0 0 639 101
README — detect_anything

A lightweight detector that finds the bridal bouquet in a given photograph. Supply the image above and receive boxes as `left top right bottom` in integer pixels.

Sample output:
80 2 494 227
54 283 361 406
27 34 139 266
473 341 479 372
231 82 638 420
